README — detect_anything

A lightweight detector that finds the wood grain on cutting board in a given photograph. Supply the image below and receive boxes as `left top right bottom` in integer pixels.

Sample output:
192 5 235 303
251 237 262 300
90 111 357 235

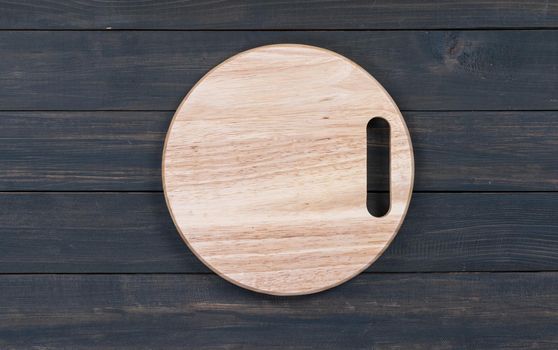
163 44 414 295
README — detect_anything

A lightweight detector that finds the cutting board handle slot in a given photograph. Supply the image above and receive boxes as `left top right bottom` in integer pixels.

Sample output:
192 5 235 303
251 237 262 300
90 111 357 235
367 116 390 218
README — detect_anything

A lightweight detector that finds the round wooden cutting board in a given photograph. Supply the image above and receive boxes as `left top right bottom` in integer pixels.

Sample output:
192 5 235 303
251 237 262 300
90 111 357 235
163 44 414 295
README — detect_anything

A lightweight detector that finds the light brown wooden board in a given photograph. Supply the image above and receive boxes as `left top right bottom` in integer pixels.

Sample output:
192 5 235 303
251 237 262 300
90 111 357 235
163 44 414 295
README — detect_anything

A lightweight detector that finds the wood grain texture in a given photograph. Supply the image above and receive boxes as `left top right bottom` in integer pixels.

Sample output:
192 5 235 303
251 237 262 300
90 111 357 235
1 111 557 191
0 111 168 190
163 44 414 295
1 273 557 349
1 192 557 274
1 31 558 111
0 0 557 29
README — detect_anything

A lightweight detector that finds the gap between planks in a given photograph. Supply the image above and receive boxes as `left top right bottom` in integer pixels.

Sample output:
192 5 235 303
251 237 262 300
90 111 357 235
0 191 557 194
0 271 556 275
1 28 558 32
1 109 558 112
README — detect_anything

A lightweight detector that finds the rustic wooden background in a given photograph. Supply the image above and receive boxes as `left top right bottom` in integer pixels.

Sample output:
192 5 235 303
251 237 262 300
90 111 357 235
1 1 558 349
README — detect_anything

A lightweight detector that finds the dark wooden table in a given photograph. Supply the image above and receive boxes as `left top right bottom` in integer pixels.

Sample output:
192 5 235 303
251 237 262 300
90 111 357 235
1 1 558 349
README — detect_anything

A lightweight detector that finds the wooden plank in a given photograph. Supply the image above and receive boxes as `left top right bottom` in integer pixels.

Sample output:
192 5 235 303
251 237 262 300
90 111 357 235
407 111 558 191
1 31 557 111
0 273 556 349
0 112 168 191
0 0 557 30
1 192 557 273
2 111 557 191
0 192 200 273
